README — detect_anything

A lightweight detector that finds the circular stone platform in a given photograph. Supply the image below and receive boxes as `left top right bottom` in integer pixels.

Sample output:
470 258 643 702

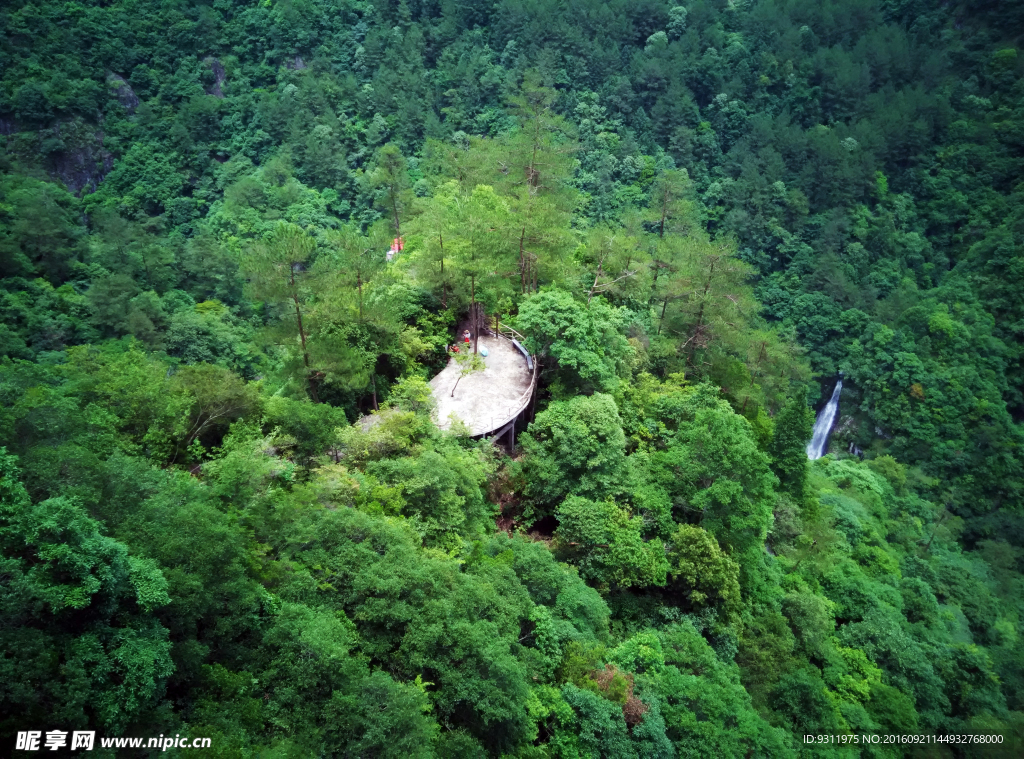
429 334 535 436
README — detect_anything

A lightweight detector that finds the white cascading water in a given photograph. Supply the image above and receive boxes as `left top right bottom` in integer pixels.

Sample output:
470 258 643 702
806 378 842 460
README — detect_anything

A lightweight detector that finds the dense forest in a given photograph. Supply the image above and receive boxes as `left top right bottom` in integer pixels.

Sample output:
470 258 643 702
2 0 1024 755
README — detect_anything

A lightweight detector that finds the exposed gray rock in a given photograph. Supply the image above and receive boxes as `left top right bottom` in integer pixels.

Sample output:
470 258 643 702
832 414 858 438
286 55 306 70
203 57 227 98
106 73 139 112
46 119 114 194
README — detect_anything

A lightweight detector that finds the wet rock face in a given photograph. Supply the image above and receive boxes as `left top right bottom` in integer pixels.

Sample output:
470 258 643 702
106 73 139 112
203 57 227 98
1 115 111 194
828 414 860 455
45 119 114 194
832 414 858 439
32 72 138 194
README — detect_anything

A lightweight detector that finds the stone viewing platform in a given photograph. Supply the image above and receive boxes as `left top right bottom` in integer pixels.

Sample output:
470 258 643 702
429 332 536 437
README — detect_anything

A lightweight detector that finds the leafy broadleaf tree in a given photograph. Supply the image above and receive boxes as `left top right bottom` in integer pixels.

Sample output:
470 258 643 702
516 289 632 397
0 450 173 735
0 175 85 282
648 385 777 563
519 393 629 513
666 524 742 624
555 495 668 589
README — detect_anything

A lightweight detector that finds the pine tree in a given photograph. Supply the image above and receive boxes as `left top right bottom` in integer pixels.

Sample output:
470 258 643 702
769 387 814 500
242 223 321 401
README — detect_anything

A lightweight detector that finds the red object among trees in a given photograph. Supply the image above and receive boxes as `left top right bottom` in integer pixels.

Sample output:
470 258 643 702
386 237 404 262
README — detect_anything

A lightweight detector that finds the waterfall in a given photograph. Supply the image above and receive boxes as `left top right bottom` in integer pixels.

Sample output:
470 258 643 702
807 378 842 460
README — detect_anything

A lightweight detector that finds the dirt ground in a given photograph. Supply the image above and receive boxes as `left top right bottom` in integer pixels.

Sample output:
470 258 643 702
429 334 534 436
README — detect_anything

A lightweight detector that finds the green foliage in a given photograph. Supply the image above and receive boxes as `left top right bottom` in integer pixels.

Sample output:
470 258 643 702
649 622 793 756
519 393 628 512
0 175 84 282
368 143 414 235
516 289 632 397
647 387 778 557
555 496 668 589
278 506 539 753
482 534 610 644
0 450 173 735
365 443 493 549
769 387 815 500
665 524 741 623
448 348 485 398
257 603 436 756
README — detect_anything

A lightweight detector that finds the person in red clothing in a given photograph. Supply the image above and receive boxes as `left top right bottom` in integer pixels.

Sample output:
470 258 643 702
463 330 471 344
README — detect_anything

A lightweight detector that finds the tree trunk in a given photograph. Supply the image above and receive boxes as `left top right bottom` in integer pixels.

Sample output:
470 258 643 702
471 275 478 354
743 341 768 412
290 269 318 403
687 259 717 366
390 187 401 237
588 257 605 304
439 229 447 308
518 224 527 293
529 360 539 422
660 185 668 238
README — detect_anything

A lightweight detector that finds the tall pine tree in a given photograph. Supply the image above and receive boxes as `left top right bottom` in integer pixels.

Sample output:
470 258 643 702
769 387 814 500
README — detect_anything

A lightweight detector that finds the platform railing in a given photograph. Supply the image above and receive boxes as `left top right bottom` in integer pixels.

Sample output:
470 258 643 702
495 323 527 342
494 324 533 371
474 355 537 436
